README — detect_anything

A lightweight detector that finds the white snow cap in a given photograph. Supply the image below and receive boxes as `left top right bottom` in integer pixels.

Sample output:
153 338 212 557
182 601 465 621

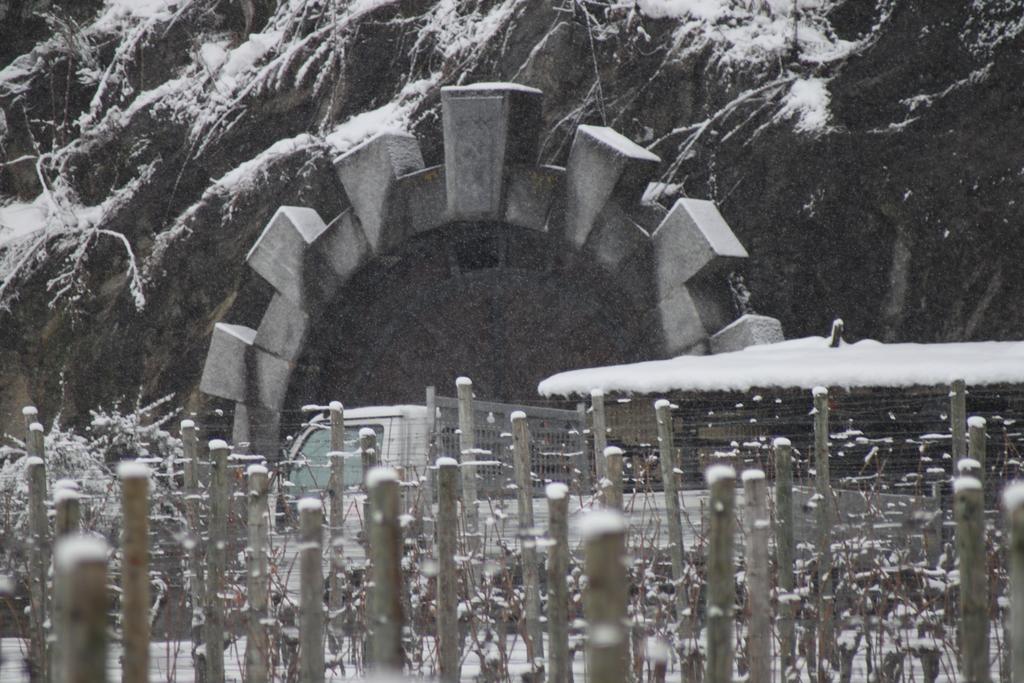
180 419 195 429
456 376 473 387
773 437 792 448
510 410 527 421
957 458 981 473
25 456 44 467
967 416 987 429
741 469 766 482
654 399 671 410
1003 483 1024 509
55 535 108 571
603 446 624 457
579 509 625 540
590 388 604 398
53 478 79 491
117 461 151 479
29 422 43 432
53 488 81 504
705 464 737 485
366 467 399 489
953 476 983 494
208 439 229 451
297 498 322 513
435 456 459 468
329 401 343 411
812 386 829 397
546 482 569 500
247 464 268 477
359 427 376 439
1003 482 1024 511
22 406 38 416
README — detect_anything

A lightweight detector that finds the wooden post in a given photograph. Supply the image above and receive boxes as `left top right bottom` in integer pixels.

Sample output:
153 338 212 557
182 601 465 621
591 389 608 483
576 402 592 493
246 465 271 683
22 405 38 449
327 401 345 651
774 437 796 677
54 485 81 537
955 476 989 683
602 446 624 510
951 379 967 462
546 483 570 683
582 510 628 683
205 439 229 683
1004 482 1024 683
367 468 404 672
812 386 835 678
298 498 325 683
742 469 770 683
456 376 480 549
425 386 438 506
181 420 205 653
511 412 545 666
28 420 45 461
436 457 460 683
118 462 151 683
968 416 987 481
27 455 48 683
655 400 687 624
54 536 109 683
705 465 736 683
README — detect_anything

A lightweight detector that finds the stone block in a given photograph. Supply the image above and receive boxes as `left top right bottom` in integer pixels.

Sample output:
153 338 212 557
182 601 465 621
504 165 562 232
231 403 282 460
564 125 660 248
583 201 652 274
657 288 712 356
253 293 310 361
334 133 424 250
199 323 256 403
709 314 785 354
316 209 372 284
442 83 543 220
246 206 339 310
390 165 450 239
198 322 292 410
652 198 748 288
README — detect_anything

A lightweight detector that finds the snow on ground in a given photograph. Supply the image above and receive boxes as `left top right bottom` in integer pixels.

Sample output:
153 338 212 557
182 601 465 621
777 77 832 134
538 335 1024 397
0 198 47 248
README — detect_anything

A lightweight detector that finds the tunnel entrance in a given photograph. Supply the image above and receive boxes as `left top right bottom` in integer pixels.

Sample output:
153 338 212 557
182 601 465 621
287 222 658 406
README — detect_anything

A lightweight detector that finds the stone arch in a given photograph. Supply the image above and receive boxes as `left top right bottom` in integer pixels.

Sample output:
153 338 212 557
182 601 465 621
198 82 782 455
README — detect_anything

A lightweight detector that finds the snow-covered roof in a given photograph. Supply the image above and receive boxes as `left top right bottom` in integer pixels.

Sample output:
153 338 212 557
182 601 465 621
538 336 1024 397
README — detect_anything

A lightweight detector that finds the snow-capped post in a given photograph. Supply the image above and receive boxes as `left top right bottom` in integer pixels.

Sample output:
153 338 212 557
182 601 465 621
26 454 48 683
28 421 45 460
425 385 438 507
54 536 109 683
773 437 796 675
968 416 987 482
706 465 736 683
655 399 687 624
1004 482 1024 683
591 389 608 484
456 376 480 551
951 379 967 462
742 469 770 683
583 509 629 683
205 439 229 683
367 468 404 672
22 405 38 450
54 483 80 537
955 476 988 682
436 457 460 683
245 465 271 683
576 402 593 493
828 318 844 348
546 482 570 683
602 446 624 510
180 419 205 651
119 462 151 683
958 458 982 480
812 385 835 675
359 426 379 542
512 411 544 666
327 400 345 651
298 497 325 683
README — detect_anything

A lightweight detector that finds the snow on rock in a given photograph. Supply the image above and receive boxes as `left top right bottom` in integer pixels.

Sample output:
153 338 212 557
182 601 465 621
777 77 832 135
55 535 108 571
579 509 625 540
539 336 1024 396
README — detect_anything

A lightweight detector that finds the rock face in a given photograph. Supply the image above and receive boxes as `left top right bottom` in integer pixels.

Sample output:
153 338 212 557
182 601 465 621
2 0 1024 437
